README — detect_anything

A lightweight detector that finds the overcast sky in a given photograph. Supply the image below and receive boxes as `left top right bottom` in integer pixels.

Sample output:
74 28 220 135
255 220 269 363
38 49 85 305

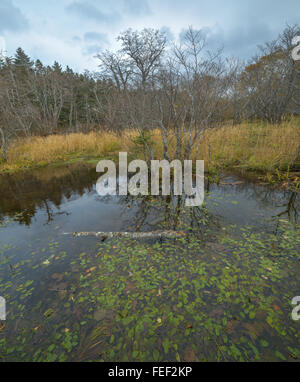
0 0 299 72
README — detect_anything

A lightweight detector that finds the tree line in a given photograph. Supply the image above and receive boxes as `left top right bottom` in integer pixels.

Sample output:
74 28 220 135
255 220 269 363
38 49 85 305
0 24 299 161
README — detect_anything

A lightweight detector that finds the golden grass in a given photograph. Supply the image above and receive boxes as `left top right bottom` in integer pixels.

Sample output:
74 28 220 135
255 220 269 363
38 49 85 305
1 118 300 174
151 118 300 172
194 119 300 172
3 131 134 171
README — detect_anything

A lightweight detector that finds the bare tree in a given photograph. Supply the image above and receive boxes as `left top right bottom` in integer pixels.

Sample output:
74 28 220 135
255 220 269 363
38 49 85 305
97 51 133 91
156 27 236 160
97 29 167 161
31 66 65 134
118 28 167 87
240 24 300 123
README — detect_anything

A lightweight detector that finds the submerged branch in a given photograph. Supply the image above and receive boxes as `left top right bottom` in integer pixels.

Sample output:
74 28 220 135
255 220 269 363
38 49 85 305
63 230 186 240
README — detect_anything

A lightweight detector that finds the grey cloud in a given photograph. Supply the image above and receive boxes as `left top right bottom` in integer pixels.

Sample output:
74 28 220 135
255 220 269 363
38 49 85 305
0 0 29 34
83 44 102 55
83 32 108 55
204 22 275 59
82 32 109 56
179 21 276 60
3 0 300 73
84 32 108 43
66 1 120 24
122 0 151 16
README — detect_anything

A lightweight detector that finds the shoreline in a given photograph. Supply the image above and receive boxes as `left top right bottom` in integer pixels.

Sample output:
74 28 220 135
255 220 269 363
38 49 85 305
0 154 299 193
0 120 299 185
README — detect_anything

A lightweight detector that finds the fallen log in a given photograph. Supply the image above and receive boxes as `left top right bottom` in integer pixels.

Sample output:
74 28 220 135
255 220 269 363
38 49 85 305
63 230 186 240
220 181 244 186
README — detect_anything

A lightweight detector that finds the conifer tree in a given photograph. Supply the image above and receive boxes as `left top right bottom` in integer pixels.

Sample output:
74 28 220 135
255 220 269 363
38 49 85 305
14 47 34 69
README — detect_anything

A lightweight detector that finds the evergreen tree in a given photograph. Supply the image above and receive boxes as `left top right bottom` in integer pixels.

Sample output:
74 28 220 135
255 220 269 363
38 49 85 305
65 65 74 75
52 61 62 73
14 47 34 69
35 59 43 70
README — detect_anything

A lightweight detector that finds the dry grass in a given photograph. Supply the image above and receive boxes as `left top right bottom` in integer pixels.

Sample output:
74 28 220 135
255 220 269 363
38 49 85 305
196 119 300 171
3 131 134 171
150 118 300 172
1 118 300 174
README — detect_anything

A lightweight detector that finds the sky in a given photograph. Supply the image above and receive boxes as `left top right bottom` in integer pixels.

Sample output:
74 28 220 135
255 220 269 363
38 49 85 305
0 0 299 72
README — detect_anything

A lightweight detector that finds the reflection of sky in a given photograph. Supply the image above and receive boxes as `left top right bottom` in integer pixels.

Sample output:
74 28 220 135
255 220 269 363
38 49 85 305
96 176 128 196
0 168 298 243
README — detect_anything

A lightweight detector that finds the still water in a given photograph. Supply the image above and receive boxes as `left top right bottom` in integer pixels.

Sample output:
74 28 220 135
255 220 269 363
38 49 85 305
0 164 299 361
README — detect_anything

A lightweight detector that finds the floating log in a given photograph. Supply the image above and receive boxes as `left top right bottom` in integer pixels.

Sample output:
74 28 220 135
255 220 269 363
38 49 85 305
63 230 186 240
220 181 244 186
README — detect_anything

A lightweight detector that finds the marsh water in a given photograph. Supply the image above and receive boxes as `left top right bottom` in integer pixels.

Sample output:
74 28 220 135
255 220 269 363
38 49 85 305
0 163 299 362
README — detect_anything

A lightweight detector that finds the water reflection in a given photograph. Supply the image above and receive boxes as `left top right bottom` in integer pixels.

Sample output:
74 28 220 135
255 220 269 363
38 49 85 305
0 164 298 232
0 164 299 362
0 164 97 226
